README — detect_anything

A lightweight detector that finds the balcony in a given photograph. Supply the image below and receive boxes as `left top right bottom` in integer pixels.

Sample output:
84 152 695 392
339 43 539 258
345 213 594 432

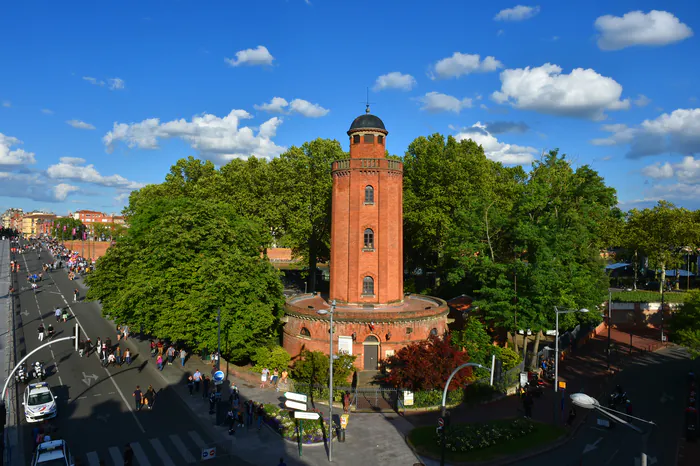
332 158 403 174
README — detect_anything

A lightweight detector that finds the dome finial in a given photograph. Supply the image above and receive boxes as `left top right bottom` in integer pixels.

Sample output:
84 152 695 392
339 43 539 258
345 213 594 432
365 87 373 114
366 103 370 114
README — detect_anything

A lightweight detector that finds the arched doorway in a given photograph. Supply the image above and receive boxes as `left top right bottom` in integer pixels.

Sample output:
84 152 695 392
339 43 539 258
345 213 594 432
363 335 380 370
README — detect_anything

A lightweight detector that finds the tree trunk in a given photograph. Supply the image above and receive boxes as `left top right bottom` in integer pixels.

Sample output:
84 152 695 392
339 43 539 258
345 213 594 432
660 263 666 293
308 235 317 294
521 333 528 369
511 332 519 353
530 331 542 369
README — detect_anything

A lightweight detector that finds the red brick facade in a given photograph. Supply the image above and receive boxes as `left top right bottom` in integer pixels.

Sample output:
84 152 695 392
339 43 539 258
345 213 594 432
283 111 449 370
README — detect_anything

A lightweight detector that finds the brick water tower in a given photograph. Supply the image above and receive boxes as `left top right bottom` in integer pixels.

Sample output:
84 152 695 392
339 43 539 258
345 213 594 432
283 107 448 371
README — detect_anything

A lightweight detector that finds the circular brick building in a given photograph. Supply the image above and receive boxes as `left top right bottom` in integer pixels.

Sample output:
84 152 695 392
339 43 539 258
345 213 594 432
282 108 449 371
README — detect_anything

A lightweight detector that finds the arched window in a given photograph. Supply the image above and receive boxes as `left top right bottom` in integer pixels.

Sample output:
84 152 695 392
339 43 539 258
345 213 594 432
364 185 374 204
363 276 375 295
363 228 374 249
300 327 311 339
430 328 438 337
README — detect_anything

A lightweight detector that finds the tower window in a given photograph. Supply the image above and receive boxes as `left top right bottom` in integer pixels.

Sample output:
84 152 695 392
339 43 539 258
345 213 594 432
363 228 374 249
378 135 384 144
363 276 375 296
353 134 360 144
300 327 311 339
364 134 375 143
364 185 374 204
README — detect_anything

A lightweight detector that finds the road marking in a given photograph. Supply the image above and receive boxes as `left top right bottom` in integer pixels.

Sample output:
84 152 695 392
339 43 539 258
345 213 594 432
77 396 87 400
188 430 206 449
606 449 619 464
92 393 102 397
81 372 98 386
130 442 151 466
108 446 122 465
583 437 603 454
170 434 196 463
58 376 63 386
85 451 100 466
150 438 176 466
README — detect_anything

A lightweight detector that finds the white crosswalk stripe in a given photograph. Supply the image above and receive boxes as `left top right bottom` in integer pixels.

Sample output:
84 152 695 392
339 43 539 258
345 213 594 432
188 430 206 449
86 451 100 466
130 442 151 466
170 433 196 463
108 446 122 465
150 438 175 466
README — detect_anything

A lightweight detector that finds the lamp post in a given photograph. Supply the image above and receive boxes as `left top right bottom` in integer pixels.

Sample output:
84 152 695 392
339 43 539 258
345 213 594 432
570 393 655 465
554 307 590 394
317 299 337 462
607 290 612 371
215 308 221 371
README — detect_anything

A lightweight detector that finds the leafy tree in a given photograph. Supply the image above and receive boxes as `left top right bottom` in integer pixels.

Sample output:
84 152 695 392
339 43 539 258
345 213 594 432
669 292 700 358
452 317 522 378
385 335 471 391
291 349 356 385
51 217 86 240
92 222 128 240
86 196 284 362
252 346 291 372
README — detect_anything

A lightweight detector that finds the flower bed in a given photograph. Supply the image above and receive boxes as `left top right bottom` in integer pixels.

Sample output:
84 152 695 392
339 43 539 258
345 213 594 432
440 418 534 453
262 404 336 444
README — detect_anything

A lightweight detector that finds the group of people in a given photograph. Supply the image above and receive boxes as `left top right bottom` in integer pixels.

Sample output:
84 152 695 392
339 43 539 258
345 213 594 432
132 384 157 411
92 336 132 367
259 367 289 391
150 339 188 370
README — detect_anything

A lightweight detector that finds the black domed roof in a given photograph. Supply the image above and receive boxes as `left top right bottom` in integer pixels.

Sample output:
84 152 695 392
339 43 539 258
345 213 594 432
348 112 387 134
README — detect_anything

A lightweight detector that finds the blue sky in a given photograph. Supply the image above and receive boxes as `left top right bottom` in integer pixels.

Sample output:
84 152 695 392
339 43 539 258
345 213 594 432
1 0 699 215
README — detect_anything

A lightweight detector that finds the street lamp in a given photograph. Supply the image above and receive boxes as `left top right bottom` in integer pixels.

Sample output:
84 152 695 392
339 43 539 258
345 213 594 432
316 299 337 462
570 393 655 465
215 308 221 371
554 307 589 394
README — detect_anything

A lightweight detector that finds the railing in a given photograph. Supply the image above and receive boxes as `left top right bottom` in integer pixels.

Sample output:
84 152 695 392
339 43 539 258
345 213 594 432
331 158 403 173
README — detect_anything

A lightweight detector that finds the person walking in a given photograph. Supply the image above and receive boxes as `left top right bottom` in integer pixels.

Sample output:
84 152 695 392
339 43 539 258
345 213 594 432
85 338 92 356
115 346 122 366
193 370 202 392
96 338 102 357
156 354 164 371
125 348 132 365
122 325 129 341
260 367 269 389
180 348 187 367
133 386 143 411
187 375 194 396
202 376 210 398
167 345 175 365
256 402 265 430
145 386 155 410
62 308 68 323
38 323 45 342
73 288 79 303
272 369 279 391
55 307 61 322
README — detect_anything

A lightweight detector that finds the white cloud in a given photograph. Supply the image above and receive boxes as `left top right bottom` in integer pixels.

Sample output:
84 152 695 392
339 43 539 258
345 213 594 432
418 92 472 114
494 5 540 21
83 76 105 86
373 72 417 91
0 133 36 166
47 158 145 189
454 122 537 165
0 171 76 202
2 101 10 108
224 45 274 67
108 78 125 90
114 192 131 205
595 10 693 51
491 63 630 120
41 109 54 115
288 99 329 118
431 53 502 79
634 94 651 107
53 183 80 201
254 97 289 113
641 161 675 179
66 120 96 130
103 109 286 162
591 108 700 158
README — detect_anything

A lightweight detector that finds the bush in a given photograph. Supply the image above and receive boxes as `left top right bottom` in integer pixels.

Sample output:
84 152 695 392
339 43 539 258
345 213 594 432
292 350 356 386
611 290 690 303
410 383 499 409
493 346 521 371
262 404 335 443
252 346 291 372
437 418 535 453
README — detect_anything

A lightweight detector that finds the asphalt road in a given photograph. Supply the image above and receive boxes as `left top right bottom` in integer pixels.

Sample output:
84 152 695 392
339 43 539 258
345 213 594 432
13 243 225 465
518 345 696 466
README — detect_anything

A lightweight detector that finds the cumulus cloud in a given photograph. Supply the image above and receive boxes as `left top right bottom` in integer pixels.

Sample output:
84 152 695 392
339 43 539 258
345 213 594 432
454 122 537 165
373 72 417 91
0 171 77 202
484 121 529 134
103 109 286 162
491 63 630 120
431 53 502 80
595 10 693 51
66 120 96 130
288 99 329 118
254 97 289 113
225 46 274 67
53 183 80 201
494 5 540 21
0 133 37 166
418 92 472 114
591 108 700 158
47 157 145 189
83 76 104 86
634 94 651 107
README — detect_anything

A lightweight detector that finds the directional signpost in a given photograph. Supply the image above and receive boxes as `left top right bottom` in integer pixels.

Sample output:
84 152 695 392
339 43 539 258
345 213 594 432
284 392 308 403
285 392 309 457
285 400 307 411
294 411 320 420
213 370 225 386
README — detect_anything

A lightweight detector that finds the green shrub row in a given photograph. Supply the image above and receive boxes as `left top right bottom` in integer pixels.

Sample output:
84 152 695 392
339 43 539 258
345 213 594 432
611 290 693 303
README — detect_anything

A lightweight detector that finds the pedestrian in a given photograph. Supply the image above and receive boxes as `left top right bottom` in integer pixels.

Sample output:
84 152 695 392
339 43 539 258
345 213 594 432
78 340 85 357
55 307 61 322
96 338 102 357
202 376 210 398
62 309 68 323
237 409 244 428
115 346 122 366
145 385 155 410
280 369 288 386
343 392 350 413
85 338 92 356
260 367 269 389
125 348 131 365
246 400 254 427
73 288 79 303
209 390 217 415
132 386 143 411
180 348 187 367
187 376 194 396
122 325 129 341
227 408 236 435
566 406 577 426
193 370 202 392
38 323 45 342
271 369 279 390
105 337 112 352
123 444 134 466
229 383 238 404
156 354 164 371
107 352 116 366
116 325 122 341
157 340 164 357
256 402 265 430
100 348 107 367
167 345 175 365
278 458 287 466
150 340 156 357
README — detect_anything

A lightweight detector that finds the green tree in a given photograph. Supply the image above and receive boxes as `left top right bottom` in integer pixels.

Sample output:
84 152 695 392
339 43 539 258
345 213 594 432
86 196 284 362
669 292 700 358
291 349 356 385
51 217 86 240
252 346 291 372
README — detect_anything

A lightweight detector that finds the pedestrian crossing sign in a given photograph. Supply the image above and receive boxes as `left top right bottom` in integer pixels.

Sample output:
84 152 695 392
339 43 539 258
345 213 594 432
201 447 216 460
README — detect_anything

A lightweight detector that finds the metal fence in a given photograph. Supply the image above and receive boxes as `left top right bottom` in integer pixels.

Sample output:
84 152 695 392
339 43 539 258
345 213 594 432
291 383 401 413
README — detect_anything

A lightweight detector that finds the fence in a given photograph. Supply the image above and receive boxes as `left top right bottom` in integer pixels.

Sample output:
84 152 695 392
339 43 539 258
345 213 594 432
291 383 401 413
534 321 598 367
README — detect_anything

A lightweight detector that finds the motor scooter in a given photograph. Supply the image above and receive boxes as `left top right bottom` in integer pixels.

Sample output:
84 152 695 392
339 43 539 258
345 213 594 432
15 363 28 384
32 361 46 381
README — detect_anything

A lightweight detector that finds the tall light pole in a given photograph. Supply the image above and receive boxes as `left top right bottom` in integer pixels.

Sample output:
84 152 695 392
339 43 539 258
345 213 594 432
607 291 612 371
317 299 336 462
554 307 589 393
216 308 222 371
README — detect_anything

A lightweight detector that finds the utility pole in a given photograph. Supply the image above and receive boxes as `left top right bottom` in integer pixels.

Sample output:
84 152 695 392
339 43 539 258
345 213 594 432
607 290 612 371
660 286 665 343
216 308 221 371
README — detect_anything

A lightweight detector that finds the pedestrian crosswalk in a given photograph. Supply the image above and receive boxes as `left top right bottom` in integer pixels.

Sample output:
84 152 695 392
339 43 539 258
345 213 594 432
82 430 211 466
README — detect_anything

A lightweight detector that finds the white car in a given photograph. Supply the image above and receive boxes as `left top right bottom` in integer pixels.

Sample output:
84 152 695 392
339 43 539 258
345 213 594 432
31 440 75 466
23 382 57 423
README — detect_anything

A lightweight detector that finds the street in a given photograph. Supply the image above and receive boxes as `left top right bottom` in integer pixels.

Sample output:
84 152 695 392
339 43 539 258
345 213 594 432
13 244 228 465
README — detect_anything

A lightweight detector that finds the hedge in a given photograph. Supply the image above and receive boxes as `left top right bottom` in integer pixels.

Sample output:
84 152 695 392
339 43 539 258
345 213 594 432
611 290 692 303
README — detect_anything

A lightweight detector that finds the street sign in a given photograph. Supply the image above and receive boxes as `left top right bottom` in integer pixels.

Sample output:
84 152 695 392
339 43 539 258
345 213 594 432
213 370 225 385
403 391 414 406
558 381 567 390
437 417 444 427
285 400 307 411
201 447 216 461
284 392 308 403
340 414 349 429
294 411 320 420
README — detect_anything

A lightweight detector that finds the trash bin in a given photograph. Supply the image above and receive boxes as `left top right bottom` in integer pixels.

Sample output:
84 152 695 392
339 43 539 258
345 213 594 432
338 428 346 443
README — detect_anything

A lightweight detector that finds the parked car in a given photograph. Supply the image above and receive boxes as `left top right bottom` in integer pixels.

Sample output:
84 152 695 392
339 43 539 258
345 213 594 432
31 440 75 466
23 382 57 423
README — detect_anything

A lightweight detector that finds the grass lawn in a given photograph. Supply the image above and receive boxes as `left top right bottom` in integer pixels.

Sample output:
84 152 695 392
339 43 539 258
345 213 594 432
408 418 566 463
